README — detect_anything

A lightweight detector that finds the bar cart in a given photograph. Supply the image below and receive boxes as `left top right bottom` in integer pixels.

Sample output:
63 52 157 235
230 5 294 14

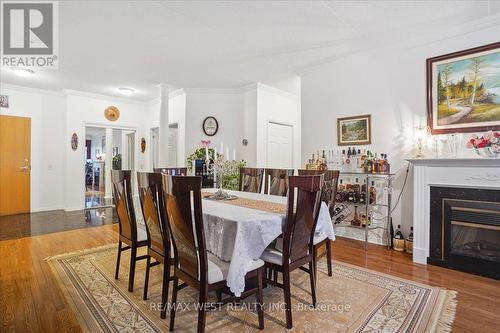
333 171 394 251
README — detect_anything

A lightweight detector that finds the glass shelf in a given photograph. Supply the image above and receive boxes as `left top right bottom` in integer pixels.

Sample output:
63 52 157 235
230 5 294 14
334 222 387 230
337 171 394 176
335 202 389 208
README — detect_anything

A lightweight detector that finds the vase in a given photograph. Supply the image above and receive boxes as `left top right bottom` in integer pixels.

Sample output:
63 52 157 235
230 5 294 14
474 147 500 158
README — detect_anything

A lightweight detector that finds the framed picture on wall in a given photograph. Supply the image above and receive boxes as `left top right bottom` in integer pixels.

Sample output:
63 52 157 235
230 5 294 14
427 42 500 134
337 114 372 146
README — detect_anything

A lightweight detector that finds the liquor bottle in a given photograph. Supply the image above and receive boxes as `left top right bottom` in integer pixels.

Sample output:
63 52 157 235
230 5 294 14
384 154 391 174
365 155 373 173
341 149 346 166
353 178 360 203
351 206 361 226
333 205 345 216
361 214 367 227
369 181 376 204
320 150 328 171
394 225 404 239
407 227 413 241
345 148 351 166
335 214 345 224
336 180 344 202
373 153 379 173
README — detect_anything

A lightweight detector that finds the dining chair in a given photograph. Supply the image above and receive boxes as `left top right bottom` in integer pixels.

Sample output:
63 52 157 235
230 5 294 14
263 168 294 196
137 172 175 319
154 167 188 176
239 167 264 193
297 169 340 277
163 175 265 333
111 170 148 292
260 174 324 329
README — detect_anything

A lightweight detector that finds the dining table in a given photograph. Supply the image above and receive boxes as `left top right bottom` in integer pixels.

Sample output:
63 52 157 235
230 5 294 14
201 188 335 297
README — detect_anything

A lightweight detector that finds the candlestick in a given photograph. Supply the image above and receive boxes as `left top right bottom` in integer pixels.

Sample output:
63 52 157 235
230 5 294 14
233 149 236 161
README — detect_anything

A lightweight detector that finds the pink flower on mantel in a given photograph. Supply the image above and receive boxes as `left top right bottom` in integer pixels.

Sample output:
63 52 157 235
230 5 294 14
201 140 211 147
466 141 474 149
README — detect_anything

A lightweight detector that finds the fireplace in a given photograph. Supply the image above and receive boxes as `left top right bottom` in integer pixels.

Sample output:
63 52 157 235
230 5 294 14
429 186 500 279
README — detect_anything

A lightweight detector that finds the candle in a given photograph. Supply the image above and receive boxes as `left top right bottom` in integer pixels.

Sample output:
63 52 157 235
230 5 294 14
220 142 224 156
205 146 209 160
232 149 236 161
214 147 217 160
226 147 229 161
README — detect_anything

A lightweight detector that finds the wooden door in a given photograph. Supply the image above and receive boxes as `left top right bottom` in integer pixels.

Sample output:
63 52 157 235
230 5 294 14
267 122 293 168
0 115 31 216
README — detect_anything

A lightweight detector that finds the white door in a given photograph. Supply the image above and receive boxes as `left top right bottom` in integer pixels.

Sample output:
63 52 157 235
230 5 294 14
168 124 178 166
267 122 293 168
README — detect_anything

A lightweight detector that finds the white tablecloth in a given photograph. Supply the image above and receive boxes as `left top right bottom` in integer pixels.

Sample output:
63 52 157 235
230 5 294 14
202 189 335 296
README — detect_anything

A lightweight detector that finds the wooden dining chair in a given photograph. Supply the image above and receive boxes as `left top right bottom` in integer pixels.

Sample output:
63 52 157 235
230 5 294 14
263 168 294 196
137 172 175 319
297 169 340 277
154 167 188 176
111 170 148 292
260 174 324 329
163 175 265 333
239 167 264 193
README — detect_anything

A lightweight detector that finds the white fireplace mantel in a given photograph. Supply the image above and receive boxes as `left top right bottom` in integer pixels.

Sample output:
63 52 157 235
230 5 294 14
407 157 500 265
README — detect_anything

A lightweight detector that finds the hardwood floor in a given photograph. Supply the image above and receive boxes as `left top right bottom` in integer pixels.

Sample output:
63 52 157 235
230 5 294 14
1 225 499 332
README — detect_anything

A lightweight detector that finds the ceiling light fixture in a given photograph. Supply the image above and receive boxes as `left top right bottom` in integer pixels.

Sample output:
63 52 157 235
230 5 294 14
11 67 35 77
118 87 135 96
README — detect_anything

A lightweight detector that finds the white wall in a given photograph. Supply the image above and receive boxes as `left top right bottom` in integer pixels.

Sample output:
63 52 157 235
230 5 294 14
65 92 150 210
256 83 301 168
184 91 244 161
300 23 500 233
0 84 66 212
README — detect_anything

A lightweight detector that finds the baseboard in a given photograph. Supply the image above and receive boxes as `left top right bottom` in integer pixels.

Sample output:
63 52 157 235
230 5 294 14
64 206 85 212
413 247 427 265
31 206 65 213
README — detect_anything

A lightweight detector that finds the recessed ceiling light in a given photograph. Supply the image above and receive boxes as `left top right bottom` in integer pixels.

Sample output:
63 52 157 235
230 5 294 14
118 87 135 95
11 67 35 77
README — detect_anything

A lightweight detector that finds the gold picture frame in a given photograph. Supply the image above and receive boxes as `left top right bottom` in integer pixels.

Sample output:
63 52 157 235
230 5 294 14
337 114 372 146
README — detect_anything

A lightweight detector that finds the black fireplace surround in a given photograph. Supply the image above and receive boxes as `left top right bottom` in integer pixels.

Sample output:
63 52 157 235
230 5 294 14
429 186 500 280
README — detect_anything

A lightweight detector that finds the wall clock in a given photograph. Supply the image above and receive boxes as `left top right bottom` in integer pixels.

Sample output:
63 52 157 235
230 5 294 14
104 106 120 121
202 116 218 136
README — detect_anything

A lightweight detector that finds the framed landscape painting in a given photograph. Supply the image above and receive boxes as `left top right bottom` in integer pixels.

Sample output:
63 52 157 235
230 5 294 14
427 42 500 134
337 114 371 146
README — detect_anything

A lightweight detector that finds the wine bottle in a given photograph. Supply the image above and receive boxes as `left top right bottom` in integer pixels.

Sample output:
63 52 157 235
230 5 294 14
395 224 404 239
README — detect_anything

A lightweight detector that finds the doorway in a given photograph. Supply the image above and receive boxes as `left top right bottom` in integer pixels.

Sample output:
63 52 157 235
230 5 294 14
150 123 178 169
0 115 31 216
266 122 293 168
84 126 136 209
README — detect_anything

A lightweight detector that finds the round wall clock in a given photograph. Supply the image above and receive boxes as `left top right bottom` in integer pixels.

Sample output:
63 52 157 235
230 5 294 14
202 116 218 136
104 106 120 121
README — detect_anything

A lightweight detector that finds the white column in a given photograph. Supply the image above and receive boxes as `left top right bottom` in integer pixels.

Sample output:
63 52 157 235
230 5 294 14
412 164 429 264
159 84 169 167
104 127 113 199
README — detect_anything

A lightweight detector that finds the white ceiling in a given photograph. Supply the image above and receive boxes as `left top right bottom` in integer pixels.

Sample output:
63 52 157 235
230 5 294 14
1 0 499 101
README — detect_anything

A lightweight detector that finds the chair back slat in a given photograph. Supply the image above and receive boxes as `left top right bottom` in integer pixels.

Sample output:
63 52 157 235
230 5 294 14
239 167 264 193
137 172 168 256
163 175 207 283
154 167 188 176
297 169 339 218
111 170 137 242
283 175 324 264
264 168 294 196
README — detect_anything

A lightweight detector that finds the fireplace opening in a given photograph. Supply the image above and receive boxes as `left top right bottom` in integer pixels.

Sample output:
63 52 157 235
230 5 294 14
429 187 500 280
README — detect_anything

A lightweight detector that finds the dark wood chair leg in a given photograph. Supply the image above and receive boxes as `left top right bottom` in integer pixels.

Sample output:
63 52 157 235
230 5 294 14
309 261 317 307
115 241 122 279
256 267 264 330
283 267 292 329
160 262 170 319
128 246 137 292
326 240 333 277
169 276 179 332
197 286 208 333
143 256 151 300
216 290 222 302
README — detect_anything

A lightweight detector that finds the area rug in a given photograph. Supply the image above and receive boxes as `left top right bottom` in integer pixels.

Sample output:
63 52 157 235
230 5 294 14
46 244 457 333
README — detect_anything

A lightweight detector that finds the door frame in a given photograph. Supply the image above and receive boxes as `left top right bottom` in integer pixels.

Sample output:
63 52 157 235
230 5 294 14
266 120 294 168
83 122 138 207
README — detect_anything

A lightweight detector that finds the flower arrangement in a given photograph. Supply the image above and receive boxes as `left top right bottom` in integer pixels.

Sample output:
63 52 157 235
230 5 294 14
466 130 500 158
213 155 246 190
186 147 220 171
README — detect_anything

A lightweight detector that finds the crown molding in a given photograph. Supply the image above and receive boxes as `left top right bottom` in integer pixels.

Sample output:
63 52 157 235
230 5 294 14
147 88 186 106
62 89 151 106
183 87 243 95
256 82 299 101
0 82 65 97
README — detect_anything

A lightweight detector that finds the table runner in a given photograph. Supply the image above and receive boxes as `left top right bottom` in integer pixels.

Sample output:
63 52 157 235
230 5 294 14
202 192 287 214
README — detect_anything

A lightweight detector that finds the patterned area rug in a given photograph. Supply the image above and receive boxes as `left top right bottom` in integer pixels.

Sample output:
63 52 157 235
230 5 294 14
46 244 457 333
